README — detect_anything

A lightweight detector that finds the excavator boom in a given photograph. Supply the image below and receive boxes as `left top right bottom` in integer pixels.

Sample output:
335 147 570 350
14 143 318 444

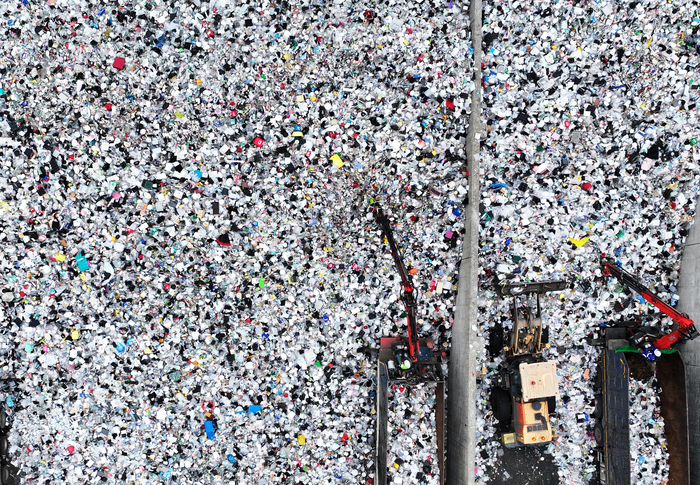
601 258 699 349
372 206 420 362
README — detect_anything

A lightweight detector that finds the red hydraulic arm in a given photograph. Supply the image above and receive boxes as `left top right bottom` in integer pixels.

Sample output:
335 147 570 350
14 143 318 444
372 206 420 363
602 258 699 349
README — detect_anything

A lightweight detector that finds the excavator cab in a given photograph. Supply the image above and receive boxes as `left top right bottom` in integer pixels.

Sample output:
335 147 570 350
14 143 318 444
382 338 441 384
503 360 559 446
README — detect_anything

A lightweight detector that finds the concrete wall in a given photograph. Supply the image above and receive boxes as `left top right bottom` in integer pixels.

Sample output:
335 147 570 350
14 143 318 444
677 218 700 485
446 0 483 482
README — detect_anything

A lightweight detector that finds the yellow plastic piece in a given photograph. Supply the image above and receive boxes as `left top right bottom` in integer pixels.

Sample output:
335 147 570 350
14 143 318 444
330 154 343 168
502 433 516 445
568 236 589 248
71 329 80 340
298 435 306 445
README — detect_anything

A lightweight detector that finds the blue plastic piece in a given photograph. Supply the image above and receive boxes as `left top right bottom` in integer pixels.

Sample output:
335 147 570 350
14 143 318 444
76 254 90 271
248 405 261 414
227 454 237 463
204 421 216 440
641 346 658 361
6 397 13 407
115 343 126 353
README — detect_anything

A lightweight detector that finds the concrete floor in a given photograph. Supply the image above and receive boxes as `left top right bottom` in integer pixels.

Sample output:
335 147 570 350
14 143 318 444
677 218 700 485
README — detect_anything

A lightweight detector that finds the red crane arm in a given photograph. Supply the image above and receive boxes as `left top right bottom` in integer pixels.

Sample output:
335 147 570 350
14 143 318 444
373 206 420 363
602 259 694 329
601 258 698 348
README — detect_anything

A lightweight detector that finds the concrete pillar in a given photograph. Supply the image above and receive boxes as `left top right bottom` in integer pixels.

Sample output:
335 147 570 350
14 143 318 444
446 0 483 482
677 218 700 485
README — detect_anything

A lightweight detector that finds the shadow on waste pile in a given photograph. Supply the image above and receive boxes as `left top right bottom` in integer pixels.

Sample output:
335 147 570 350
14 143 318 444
485 416 559 485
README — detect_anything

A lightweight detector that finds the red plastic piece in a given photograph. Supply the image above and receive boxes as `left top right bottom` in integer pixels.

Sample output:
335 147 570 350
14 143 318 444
113 57 125 70
253 137 264 147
